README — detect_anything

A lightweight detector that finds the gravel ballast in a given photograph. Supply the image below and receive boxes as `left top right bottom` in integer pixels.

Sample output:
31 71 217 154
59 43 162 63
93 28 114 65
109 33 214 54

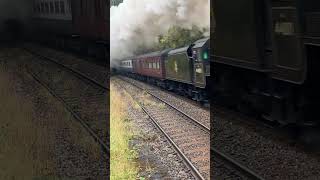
0 48 109 179
112 78 197 179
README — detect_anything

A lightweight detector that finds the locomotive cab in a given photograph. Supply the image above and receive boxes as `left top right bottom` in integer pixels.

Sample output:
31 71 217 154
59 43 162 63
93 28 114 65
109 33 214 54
191 37 210 89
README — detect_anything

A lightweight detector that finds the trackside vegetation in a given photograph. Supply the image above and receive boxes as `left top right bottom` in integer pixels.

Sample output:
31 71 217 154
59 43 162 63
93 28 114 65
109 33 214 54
110 83 139 180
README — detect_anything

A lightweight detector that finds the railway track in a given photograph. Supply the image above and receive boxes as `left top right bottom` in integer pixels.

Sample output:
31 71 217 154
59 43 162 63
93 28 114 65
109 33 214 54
23 48 109 155
120 76 210 131
117 76 265 180
115 77 210 179
22 43 109 90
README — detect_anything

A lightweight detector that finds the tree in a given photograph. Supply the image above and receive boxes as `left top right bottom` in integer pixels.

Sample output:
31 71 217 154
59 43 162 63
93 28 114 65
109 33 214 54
157 26 208 50
132 25 208 56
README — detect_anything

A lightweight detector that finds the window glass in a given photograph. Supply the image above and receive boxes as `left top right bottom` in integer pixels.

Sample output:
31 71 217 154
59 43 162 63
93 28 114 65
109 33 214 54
94 0 100 17
60 1 65 14
275 22 295 35
55 1 60 13
50 2 54 13
33 3 37 13
40 2 44 13
67 0 71 12
153 62 157 69
38 3 41 12
157 62 160 69
149 63 152 69
45 2 49 13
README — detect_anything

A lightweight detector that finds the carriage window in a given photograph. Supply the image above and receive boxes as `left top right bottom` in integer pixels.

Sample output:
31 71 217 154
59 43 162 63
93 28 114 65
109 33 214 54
37 3 41 13
94 0 101 17
40 2 44 13
275 21 295 36
42 2 45 13
49 2 54 13
34 3 37 13
153 62 157 69
33 3 37 13
67 0 71 12
45 2 50 13
80 0 86 16
149 63 152 69
60 1 65 14
55 1 60 13
157 62 160 69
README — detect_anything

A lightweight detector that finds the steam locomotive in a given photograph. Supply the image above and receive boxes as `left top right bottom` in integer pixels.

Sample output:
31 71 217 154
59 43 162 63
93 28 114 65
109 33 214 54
31 0 108 62
213 0 320 126
117 37 210 102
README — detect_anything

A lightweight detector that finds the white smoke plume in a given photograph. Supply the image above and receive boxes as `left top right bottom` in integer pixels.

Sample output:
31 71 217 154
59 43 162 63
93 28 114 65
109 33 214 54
110 0 210 66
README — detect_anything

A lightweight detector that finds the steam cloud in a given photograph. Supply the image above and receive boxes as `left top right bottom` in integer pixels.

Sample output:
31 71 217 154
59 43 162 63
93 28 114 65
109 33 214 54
110 0 210 66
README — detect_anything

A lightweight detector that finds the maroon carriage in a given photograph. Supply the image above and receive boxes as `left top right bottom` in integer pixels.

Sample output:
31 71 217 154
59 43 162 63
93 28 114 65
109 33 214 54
133 50 170 80
71 0 108 60
31 0 107 60
71 0 108 42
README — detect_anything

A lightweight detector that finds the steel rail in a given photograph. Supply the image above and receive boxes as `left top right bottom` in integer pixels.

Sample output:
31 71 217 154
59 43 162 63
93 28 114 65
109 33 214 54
22 47 109 90
118 77 265 180
119 76 210 132
116 80 206 180
212 147 265 180
27 70 109 155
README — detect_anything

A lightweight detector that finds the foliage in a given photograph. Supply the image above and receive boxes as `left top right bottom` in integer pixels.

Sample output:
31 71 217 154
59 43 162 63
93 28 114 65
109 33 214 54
132 25 208 55
157 25 207 50
110 83 138 180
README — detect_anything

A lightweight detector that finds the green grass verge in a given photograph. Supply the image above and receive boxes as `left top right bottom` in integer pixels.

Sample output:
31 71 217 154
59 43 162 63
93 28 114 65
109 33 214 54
110 83 139 180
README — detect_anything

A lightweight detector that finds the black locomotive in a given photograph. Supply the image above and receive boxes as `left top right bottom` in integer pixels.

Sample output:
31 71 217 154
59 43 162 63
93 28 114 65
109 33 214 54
117 37 210 102
212 0 320 126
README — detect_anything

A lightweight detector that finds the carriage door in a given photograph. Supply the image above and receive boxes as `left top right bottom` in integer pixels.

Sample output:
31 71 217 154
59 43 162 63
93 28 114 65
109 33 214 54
271 2 306 84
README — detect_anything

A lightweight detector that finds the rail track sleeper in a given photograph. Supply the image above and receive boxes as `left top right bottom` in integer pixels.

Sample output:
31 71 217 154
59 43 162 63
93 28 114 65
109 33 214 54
27 70 109 155
23 47 109 90
116 80 207 180
120 77 210 132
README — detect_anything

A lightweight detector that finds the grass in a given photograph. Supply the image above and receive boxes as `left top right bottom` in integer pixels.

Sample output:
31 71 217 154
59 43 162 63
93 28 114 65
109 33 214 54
0 64 54 179
110 83 139 180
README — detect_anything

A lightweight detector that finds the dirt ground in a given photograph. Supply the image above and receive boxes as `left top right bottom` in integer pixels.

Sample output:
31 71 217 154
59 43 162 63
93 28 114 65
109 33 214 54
0 48 108 179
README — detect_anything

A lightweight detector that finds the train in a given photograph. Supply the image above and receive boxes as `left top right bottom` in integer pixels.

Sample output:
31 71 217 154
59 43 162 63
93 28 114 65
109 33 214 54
116 37 210 102
212 0 320 127
30 0 108 62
